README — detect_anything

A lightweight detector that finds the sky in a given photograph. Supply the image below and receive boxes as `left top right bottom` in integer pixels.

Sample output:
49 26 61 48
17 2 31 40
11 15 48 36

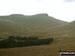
0 0 75 22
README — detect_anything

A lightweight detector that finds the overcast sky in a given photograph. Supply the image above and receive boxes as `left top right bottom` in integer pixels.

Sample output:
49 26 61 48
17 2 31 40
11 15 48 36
0 0 75 22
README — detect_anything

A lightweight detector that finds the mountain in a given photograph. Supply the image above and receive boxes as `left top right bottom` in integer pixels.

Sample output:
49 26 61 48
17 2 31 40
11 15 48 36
0 13 67 38
0 14 75 56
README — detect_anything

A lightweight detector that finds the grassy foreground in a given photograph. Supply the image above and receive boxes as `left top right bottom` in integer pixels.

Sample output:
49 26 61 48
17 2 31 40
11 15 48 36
0 37 75 56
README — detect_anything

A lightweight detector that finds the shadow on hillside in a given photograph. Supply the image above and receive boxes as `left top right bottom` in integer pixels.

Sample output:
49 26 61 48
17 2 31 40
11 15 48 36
0 36 54 48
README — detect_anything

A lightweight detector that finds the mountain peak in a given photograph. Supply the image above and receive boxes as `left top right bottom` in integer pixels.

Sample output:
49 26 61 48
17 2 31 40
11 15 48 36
10 13 49 16
36 13 48 16
10 14 24 16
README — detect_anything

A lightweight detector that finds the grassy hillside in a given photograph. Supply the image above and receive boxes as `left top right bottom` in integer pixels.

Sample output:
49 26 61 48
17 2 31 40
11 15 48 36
0 13 67 38
0 14 75 56
0 14 67 28
0 19 28 38
48 21 75 37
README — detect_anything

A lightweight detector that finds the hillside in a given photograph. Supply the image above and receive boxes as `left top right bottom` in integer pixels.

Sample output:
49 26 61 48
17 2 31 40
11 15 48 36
0 13 67 38
48 21 75 37
45 21 75 44
0 18 29 38
0 14 75 56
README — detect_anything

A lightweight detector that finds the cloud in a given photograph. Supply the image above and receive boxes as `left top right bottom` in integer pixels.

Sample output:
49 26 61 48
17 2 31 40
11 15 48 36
64 0 75 2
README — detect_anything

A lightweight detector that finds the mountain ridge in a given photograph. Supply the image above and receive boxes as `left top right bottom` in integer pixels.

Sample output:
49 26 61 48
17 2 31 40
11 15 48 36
0 13 68 38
